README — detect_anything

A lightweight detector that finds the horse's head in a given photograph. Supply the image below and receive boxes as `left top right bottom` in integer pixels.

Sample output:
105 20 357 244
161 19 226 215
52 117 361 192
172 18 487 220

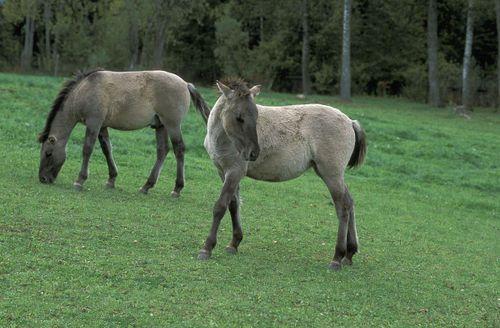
217 79 260 162
38 134 66 184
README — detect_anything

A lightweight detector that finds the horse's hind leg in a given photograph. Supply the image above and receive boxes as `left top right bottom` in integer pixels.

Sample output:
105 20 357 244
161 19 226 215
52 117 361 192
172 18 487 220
314 163 352 270
343 207 359 266
167 125 185 198
140 125 169 194
98 127 118 188
328 179 353 271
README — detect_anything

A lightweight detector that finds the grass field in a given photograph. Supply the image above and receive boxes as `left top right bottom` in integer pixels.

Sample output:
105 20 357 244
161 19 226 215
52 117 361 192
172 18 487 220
0 72 499 327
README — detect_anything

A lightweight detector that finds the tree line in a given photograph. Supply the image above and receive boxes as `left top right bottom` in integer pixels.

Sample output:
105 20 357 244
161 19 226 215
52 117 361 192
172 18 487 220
0 0 498 108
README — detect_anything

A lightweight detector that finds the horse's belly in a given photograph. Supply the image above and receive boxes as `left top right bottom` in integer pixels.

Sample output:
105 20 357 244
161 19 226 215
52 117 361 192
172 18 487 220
104 107 156 131
247 148 311 182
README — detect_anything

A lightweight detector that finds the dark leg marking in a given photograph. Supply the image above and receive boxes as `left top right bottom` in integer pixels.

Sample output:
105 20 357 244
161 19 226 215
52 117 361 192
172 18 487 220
343 202 358 266
329 187 353 270
140 125 169 194
199 171 242 260
169 127 185 198
226 187 243 254
98 127 118 188
74 126 100 190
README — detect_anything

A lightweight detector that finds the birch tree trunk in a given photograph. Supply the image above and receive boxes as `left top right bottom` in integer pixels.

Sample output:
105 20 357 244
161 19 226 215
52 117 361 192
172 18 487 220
496 0 500 107
427 0 440 107
462 0 474 109
301 0 311 95
340 0 352 101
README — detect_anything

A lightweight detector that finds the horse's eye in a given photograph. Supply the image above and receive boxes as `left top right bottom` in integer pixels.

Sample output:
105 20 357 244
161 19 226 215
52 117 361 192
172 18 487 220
236 117 244 124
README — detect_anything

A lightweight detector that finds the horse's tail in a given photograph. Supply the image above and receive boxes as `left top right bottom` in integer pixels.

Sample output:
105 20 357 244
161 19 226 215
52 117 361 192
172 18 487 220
348 120 367 169
187 83 211 125
38 68 103 143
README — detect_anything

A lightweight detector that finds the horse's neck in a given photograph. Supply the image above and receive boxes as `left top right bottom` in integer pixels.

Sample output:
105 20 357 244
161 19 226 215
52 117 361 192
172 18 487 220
207 98 228 139
50 108 78 144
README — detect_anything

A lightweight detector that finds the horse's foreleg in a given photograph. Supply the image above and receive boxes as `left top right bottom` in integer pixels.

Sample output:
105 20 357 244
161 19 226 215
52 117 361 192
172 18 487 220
98 127 118 188
140 125 168 194
226 187 243 254
198 170 243 260
74 125 100 190
168 126 185 198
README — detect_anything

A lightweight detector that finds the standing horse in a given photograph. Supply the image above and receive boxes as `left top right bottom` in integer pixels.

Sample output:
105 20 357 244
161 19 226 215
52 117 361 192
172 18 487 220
38 69 190 197
188 79 367 270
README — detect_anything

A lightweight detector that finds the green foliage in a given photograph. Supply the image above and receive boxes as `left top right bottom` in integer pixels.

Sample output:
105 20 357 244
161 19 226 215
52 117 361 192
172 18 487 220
214 11 249 77
0 0 497 105
0 72 499 326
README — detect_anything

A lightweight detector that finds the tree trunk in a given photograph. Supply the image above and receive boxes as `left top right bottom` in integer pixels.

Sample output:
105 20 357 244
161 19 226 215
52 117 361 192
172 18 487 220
496 0 500 108
462 0 474 110
21 12 36 71
340 0 352 101
43 0 52 71
301 0 311 95
127 0 139 69
140 20 153 68
427 0 440 107
152 0 167 69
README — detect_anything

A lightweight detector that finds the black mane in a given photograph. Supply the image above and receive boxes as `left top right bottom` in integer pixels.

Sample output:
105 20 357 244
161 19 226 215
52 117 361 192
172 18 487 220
38 68 103 143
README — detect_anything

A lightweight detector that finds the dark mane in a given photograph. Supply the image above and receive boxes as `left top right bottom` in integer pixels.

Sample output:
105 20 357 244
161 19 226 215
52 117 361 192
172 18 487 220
38 68 104 143
219 77 250 97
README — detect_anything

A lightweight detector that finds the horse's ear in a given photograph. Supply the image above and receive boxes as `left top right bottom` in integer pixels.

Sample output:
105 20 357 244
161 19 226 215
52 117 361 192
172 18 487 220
216 81 233 98
249 85 261 97
48 135 57 144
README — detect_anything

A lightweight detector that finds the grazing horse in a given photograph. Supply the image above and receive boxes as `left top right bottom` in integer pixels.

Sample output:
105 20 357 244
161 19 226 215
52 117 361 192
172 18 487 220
38 69 190 197
188 79 366 270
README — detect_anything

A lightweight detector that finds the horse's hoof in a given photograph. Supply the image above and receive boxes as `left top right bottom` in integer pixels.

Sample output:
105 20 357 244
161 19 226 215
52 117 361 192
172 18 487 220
105 182 115 189
328 261 342 271
73 182 83 191
197 250 211 261
225 246 237 255
342 257 353 266
139 187 148 194
170 191 180 198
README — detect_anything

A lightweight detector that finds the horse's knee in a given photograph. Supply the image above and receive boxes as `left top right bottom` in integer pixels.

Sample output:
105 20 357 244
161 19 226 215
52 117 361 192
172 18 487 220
343 191 353 211
213 201 227 219
82 145 93 157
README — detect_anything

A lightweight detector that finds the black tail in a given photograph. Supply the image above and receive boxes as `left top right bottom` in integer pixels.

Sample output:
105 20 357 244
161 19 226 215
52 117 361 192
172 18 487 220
38 68 103 143
187 83 211 125
348 120 367 168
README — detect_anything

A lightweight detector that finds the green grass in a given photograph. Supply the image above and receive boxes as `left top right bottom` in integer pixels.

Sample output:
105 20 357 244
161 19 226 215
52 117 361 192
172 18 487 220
0 72 499 327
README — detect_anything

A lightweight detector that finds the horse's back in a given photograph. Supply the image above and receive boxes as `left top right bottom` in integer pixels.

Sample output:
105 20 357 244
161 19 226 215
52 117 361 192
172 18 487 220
68 70 190 130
